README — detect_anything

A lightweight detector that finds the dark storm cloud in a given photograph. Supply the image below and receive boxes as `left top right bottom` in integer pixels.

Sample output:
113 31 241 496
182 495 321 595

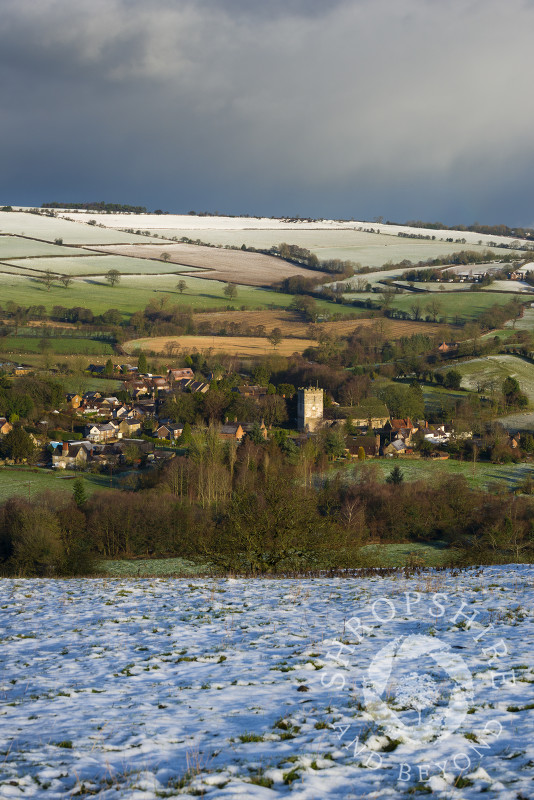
1 0 533 225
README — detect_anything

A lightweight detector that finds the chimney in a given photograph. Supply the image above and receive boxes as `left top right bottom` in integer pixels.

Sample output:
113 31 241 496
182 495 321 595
62 442 69 455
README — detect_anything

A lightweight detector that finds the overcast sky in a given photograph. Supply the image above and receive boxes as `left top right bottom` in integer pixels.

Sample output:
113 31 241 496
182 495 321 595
1 0 533 226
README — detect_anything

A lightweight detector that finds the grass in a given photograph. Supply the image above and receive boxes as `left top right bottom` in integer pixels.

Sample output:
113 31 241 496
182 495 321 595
98 557 209 577
421 384 470 413
508 307 534 331
389 291 522 323
0 467 119 503
345 458 533 492
0 336 114 355
444 354 534 400
358 542 457 567
0 272 362 319
4 254 197 276
59 376 123 393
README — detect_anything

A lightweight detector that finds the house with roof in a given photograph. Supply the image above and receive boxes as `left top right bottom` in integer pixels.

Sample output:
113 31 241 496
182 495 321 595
345 434 381 458
118 419 142 437
51 441 93 469
232 385 269 399
220 423 245 441
0 417 13 437
65 393 82 409
383 439 414 456
437 341 459 354
240 420 268 439
84 422 121 443
156 422 184 441
168 368 195 382
188 380 210 394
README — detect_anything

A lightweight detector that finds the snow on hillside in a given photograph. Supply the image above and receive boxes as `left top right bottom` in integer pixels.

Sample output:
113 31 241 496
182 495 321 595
17 208 534 249
1 566 532 799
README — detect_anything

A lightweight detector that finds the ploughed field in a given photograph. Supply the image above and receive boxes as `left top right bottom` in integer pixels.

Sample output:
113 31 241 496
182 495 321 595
1 567 532 799
90 243 327 286
124 334 317 357
191 309 441 338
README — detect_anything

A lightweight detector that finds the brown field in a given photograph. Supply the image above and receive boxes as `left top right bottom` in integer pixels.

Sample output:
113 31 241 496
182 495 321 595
89 243 326 286
124 335 316 357
191 309 442 339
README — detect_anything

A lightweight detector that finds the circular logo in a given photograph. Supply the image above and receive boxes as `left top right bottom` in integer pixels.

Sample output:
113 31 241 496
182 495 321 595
362 634 473 743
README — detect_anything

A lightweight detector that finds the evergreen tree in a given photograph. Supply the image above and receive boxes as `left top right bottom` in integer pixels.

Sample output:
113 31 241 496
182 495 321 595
386 465 404 484
73 478 87 508
137 352 148 374
0 427 36 463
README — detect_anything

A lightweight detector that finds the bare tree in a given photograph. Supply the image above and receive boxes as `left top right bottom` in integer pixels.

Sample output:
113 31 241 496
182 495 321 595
41 270 55 291
268 327 283 350
105 269 121 287
223 283 238 301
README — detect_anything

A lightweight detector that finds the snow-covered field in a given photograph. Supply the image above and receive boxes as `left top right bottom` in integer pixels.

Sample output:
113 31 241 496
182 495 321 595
1 567 533 799
40 210 533 249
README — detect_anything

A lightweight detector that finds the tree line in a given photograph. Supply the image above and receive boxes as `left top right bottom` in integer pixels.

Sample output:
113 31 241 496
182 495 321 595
1 439 532 576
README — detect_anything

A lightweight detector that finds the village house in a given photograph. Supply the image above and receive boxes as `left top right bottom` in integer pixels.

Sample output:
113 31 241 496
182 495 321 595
124 380 150 399
65 393 82 409
345 434 381 458
220 423 245 441
51 441 93 469
232 385 269 399
437 341 459 354
84 422 121 443
112 404 131 420
99 397 121 412
0 417 13 437
155 422 184 441
382 439 415 456
188 380 210 394
133 401 156 418
240 420 268 439
118 419 142 437
168 368 195 382
350 412 390 429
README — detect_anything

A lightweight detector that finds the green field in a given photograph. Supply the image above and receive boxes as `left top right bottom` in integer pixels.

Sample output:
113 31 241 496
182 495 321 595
0 467 119 503
98 557 209 577
358 542 457 567
345 458 533 492
508 307 534 331
59 376 124 393
393 281 474 292
443 354 534 400
389 291 522 323
143 227 515 269
421 384 468 414
0 336 114 355
0 211 160 245
0 272 364 319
